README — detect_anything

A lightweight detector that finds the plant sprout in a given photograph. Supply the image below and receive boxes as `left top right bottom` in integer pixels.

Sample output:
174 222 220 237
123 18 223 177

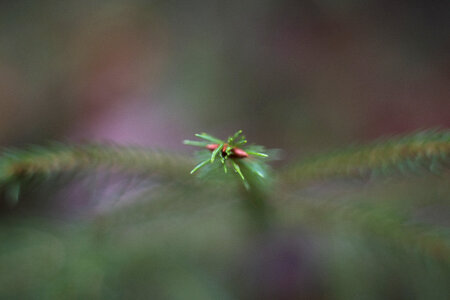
183 130 270 189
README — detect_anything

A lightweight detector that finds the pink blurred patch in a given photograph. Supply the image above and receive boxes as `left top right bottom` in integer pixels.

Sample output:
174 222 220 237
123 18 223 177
70 97 186 150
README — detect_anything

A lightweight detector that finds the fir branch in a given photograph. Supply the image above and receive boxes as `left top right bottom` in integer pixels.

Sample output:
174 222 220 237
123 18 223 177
282 129 450 185
184 130 271 189
0 143 193 187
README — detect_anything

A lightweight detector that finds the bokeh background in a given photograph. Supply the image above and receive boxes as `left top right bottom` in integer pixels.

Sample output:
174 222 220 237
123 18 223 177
1 0 449 157
0 1 449 299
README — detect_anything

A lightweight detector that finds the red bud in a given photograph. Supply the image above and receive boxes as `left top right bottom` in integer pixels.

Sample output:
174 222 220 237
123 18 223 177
206 144 219 151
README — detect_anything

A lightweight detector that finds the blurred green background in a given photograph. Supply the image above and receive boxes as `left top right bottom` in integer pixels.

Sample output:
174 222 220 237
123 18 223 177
0 1 449 299
1 0 449 154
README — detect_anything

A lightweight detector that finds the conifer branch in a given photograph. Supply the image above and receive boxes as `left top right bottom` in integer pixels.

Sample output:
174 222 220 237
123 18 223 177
282 129 450 185
0 143 193 187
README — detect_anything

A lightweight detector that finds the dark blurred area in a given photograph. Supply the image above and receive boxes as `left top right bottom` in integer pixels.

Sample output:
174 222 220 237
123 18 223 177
0 1 449 299
0 0 448 157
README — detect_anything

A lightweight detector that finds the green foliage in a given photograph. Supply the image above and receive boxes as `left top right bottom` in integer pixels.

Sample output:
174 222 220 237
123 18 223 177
0 129 449 299
0 143 193 204
184 130 271 189
282 129 450 185
0 143 194 180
